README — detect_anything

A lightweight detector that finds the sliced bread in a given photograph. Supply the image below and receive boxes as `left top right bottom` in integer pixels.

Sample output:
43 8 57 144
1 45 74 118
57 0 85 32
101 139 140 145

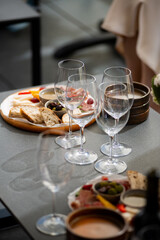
127 170 147 190
62 109 81 123
9 106 23 118
20 106 44 124
40 107 61 127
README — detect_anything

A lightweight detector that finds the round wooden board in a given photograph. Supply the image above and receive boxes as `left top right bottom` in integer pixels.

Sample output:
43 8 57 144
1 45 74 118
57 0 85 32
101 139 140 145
0 90 95 134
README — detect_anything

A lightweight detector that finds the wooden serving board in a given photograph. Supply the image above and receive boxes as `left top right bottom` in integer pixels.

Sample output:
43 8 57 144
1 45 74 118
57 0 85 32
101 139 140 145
0 89 95 134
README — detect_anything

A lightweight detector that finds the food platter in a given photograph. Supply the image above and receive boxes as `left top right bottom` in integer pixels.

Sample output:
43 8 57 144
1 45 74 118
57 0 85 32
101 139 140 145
0 86 95 133
68 174 129 210
68 171 147 224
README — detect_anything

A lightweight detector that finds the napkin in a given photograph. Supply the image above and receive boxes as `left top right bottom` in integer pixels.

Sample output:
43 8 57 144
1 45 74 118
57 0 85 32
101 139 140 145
102 0 160 112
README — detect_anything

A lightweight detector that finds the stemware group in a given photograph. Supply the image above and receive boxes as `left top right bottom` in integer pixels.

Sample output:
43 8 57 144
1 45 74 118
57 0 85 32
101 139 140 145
36 62 134 236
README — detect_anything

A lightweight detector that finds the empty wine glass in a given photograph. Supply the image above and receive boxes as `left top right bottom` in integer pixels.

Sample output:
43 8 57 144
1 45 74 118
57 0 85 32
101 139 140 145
95 81 130 174
36 129 74 236
65 73 98 165
101 66 134 157
54 59 86 149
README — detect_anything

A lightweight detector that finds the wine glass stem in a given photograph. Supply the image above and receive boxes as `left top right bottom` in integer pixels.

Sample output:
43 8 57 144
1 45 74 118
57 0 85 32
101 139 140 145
114 134 118 145
52 192 56 217
109 135 114 160
80 126 85 152
68 115 72 136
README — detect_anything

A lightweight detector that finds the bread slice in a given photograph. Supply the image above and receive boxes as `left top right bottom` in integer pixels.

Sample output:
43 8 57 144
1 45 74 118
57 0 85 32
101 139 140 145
62 109 81 123
20 106 44 124
127 170 147 190
9 106 23 118
40 107 61 127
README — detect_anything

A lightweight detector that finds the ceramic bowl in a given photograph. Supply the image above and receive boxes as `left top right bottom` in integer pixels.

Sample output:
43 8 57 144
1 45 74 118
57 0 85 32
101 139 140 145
92 181 125 204
39 87 62 104
45 99 66 118
66 207 128 240
120 189 146 209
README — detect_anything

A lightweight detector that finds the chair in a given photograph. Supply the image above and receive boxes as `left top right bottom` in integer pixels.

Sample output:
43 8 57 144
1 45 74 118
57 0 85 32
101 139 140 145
0 0 41 86
53 19 116 59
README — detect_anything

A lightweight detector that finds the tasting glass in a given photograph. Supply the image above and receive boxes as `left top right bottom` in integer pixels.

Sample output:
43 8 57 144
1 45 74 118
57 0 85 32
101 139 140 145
36 129 74 236
54 59 85 149
64 73 98 165
95 81 130 174
101 67 134 157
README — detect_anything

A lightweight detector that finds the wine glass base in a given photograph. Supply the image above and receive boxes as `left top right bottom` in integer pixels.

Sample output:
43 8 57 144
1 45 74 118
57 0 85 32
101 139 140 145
101 142 132 157
55 133 85 149
94 158 127 175
65 148 98 165
36 213 66 236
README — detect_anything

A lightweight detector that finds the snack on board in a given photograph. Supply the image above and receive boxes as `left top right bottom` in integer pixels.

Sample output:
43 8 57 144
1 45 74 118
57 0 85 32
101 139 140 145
62 109 82 123
127 170 147 190
9 106 24 118
40 107 61 127
20 106 44 124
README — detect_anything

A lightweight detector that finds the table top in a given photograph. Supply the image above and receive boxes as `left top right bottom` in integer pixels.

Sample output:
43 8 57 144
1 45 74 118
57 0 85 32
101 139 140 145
0 0 39 25
0 84 160 240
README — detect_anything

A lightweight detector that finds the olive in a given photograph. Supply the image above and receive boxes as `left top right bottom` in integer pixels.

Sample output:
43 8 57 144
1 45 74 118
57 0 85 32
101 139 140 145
108 188 117 195
115 185 123 193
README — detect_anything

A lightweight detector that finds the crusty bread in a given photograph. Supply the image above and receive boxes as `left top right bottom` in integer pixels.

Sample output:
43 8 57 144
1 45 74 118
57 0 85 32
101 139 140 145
20 106 44 124
127 170 147 190
40 107 61 127
62 109 81 123
9 106 23 118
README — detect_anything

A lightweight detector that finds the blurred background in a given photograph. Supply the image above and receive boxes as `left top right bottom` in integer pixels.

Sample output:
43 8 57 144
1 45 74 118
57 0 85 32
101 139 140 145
0 0 124 92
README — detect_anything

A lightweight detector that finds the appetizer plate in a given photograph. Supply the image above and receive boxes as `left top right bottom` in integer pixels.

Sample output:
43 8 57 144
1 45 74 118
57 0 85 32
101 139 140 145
0 86 95 133
68 174 129 210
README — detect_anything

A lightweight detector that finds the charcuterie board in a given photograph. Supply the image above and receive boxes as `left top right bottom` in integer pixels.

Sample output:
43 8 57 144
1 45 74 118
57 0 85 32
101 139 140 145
0 86 95 133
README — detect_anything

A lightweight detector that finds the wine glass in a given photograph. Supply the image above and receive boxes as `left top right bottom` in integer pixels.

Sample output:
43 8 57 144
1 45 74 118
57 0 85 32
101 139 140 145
101 66 134 157
94 81 130 174
64 73 98 165
36 129 74 236
54 59 86 149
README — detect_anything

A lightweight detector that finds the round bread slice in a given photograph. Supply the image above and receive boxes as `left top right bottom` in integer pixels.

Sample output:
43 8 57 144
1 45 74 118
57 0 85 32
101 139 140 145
20 105 44 124
62 109 81 123
40 107 61 127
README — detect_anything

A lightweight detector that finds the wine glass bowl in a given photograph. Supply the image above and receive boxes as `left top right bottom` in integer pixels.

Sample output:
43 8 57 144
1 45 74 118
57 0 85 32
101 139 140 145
36 129 74 236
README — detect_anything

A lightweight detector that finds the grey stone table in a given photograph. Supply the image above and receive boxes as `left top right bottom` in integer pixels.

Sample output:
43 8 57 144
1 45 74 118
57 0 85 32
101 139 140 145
0 87 160 240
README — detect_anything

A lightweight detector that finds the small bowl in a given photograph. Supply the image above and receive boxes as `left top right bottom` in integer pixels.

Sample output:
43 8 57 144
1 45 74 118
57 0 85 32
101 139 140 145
92 181 125 204
120 189 146 209
66 207 128 240
45 99 66 118
39 87 62 104
132 82 150 107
